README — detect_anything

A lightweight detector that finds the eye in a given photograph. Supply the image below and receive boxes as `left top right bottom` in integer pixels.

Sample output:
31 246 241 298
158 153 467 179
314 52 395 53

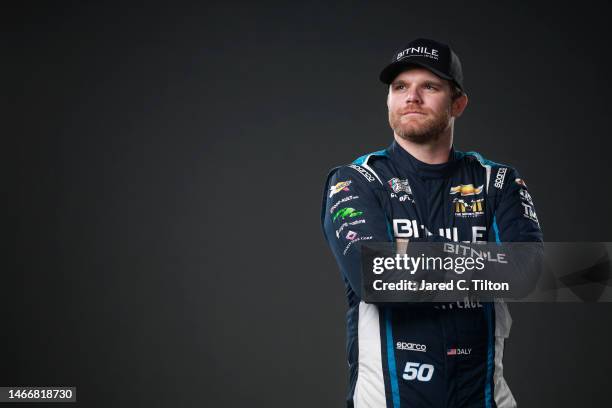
424 83 437 90
393 83 405 91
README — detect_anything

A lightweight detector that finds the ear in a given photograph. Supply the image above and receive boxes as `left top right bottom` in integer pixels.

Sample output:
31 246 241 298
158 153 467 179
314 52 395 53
451 94 468 118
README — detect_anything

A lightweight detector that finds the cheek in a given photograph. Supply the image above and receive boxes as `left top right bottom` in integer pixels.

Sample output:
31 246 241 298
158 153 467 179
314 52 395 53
390 97 405 113
430 98 451 115
387 95 395 110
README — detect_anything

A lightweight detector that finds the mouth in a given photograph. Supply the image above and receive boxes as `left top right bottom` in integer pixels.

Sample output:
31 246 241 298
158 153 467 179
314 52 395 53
400 112 426 119
400 110 426 116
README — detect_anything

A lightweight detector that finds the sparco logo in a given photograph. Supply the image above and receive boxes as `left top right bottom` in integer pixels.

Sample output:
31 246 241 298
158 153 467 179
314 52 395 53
397 46 439 61
348 164 375 182
494 167 507 189
396 342 427 352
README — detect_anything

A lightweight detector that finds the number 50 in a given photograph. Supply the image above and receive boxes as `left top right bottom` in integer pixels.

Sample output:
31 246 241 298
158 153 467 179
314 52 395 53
402 362 434 382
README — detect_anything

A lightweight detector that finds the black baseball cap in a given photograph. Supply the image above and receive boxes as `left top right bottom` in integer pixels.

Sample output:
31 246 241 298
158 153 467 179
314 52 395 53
379 38 464 91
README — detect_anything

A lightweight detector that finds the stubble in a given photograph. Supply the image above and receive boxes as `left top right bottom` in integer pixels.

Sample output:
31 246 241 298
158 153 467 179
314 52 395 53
389 108 451 145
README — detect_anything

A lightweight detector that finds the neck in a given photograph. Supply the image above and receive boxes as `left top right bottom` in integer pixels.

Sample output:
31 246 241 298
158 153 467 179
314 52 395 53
393 127 453 164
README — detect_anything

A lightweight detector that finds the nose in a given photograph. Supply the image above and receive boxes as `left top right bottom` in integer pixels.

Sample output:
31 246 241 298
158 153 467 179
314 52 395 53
405 85 422 104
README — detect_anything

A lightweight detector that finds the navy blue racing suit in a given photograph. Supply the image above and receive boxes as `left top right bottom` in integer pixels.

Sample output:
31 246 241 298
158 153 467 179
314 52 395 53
321 141 543 408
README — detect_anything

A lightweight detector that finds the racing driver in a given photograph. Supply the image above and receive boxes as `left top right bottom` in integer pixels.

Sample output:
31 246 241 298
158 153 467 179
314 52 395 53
321 38 543 407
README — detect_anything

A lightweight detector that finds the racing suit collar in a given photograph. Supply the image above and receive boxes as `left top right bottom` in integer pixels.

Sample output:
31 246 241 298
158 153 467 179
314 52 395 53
387 140 461 179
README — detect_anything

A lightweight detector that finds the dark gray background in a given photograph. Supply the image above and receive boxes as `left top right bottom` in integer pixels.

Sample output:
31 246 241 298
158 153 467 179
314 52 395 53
9 1 612 407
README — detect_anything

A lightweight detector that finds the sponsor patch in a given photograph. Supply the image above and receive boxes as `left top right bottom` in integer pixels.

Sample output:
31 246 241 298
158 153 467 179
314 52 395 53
329 195 359 214
453 198 484 218
348 164 375 182
345 230 358 241
329 180 351 198
335 219 366 238
521 202 539 223
342 235 373 255
393 219 486 242
388 177 412 194
449 184 484 196
518 184 538 224
396 342 427 352
396 46 439 61
494 167 507 189
519 189 533 205
332 207 363 222
447 347 472 356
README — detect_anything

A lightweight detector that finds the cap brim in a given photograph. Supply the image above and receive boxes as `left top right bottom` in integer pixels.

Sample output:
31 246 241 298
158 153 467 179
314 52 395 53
379 60 455 86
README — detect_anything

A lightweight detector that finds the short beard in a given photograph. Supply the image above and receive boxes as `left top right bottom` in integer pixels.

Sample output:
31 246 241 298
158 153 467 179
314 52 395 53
389 110 451 145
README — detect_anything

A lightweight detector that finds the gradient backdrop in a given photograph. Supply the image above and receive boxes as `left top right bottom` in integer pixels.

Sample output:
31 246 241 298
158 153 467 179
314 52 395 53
10 1 612 407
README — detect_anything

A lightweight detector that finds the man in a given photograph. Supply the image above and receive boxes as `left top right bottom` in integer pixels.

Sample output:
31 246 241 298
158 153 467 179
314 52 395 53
321 38 543 408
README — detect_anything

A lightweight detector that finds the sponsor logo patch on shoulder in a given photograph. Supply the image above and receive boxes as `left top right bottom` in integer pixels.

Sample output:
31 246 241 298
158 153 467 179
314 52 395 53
494 167 507 189
329 180 351 198
519 186 539 224
348 164 375 182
